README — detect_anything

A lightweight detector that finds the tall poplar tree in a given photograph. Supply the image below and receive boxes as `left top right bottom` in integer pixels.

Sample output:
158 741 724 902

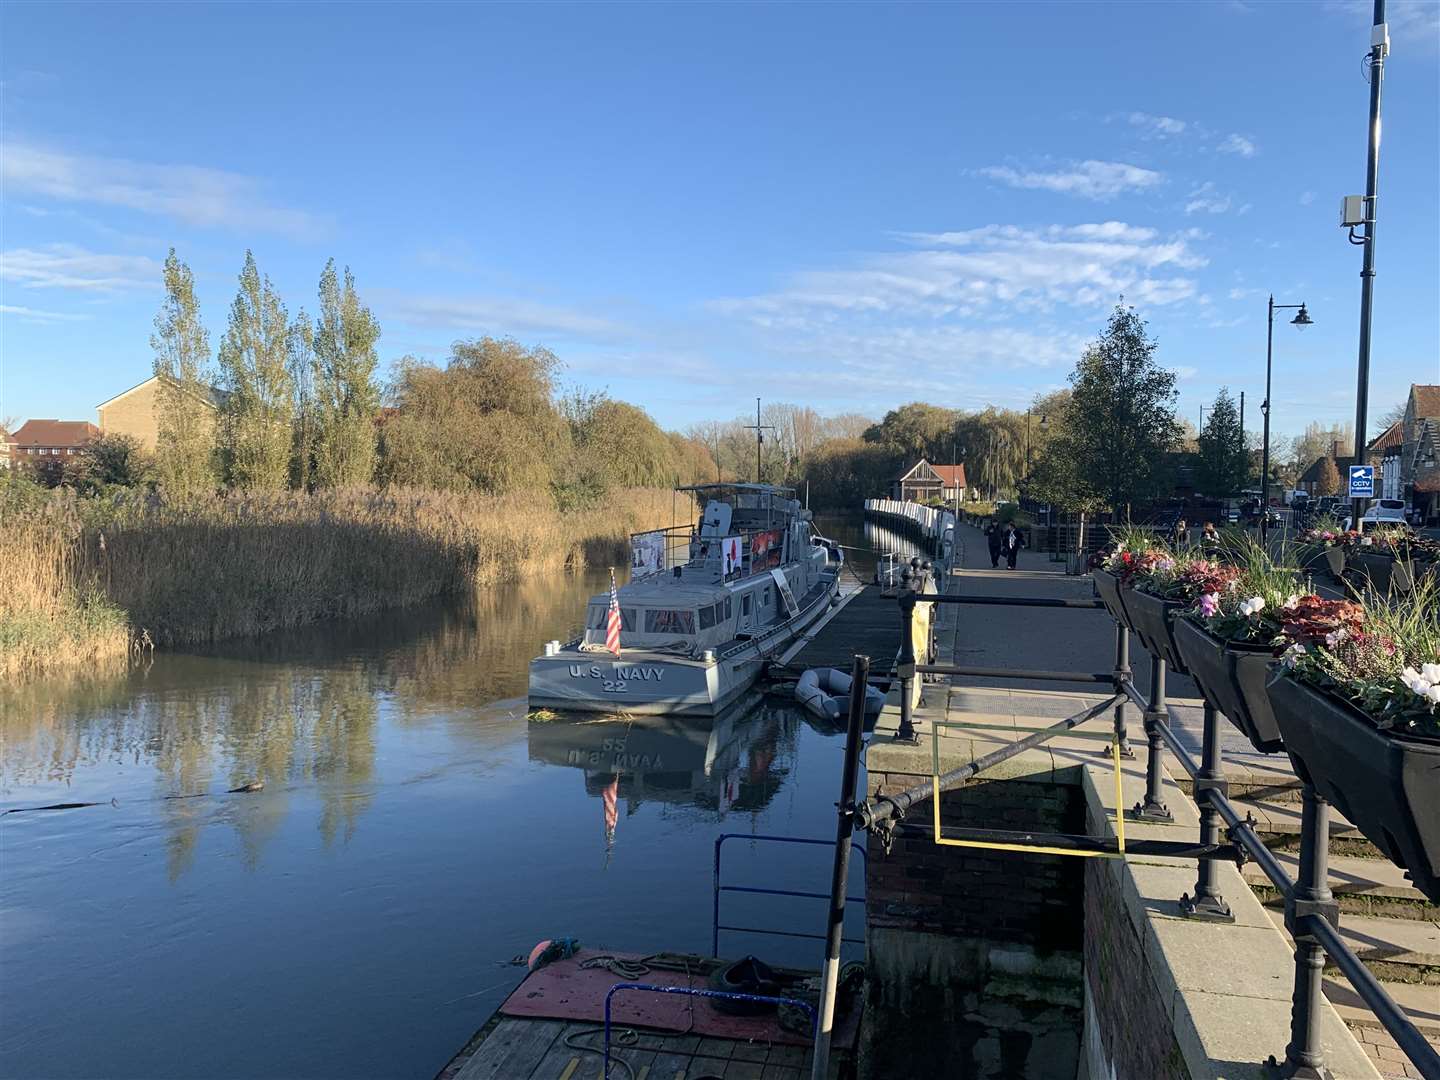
1196 388 1248 498
311 260 381 487
150 249 218 498
217 251 293 488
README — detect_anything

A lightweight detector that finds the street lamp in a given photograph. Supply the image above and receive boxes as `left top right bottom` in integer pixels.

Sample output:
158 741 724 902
1261 297 1313 543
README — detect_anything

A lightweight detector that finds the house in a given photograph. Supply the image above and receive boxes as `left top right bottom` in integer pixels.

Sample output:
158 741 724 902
891 459 966 503
1402 385 1440 525
1297 441 1355 496
1366 421 1404 502
0 426 12 471
10 419 101 483
96 374 226 452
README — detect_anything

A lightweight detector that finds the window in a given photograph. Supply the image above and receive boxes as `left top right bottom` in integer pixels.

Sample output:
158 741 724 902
589 605 636 630
741 594 751 617
699 605 715 630
724 596 732 619
645 609 696 635
763 586 771 606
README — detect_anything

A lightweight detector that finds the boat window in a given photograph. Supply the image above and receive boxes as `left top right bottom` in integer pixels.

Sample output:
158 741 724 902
724 596 732 619
764 586 771 606
587 604 606 628
589 605 635 630
645 609 696 635
741 594 751 616
699 605 716 630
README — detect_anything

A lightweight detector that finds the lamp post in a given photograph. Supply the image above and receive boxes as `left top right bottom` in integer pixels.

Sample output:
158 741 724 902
1261 297 1313 544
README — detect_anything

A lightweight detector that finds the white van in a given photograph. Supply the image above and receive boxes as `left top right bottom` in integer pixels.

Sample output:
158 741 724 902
1343 498 1409 530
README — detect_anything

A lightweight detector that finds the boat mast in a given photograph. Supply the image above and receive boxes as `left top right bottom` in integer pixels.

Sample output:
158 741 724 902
745 397 774 486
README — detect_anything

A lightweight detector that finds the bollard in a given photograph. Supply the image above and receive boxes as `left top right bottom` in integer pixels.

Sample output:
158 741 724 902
1276 786 1338 1078
895 592 919 744
1133 656 1173 822
810 654 870 1080
1180 702 1234 921
1111 620 1134 759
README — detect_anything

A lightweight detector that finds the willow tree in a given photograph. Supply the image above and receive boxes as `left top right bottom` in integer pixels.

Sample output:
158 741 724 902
217 251 294 488
150 249 218 498
311 260 381 487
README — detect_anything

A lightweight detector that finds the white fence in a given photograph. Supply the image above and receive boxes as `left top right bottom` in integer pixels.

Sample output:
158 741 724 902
863 498 956 543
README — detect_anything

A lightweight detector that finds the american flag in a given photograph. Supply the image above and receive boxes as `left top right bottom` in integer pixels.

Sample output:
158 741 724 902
605 568 623 656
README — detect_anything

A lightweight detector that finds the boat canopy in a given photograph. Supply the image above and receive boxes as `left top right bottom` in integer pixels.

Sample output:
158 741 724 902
581 578 745 654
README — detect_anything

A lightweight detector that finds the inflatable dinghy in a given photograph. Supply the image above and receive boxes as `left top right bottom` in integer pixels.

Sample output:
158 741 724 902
794 667 886 722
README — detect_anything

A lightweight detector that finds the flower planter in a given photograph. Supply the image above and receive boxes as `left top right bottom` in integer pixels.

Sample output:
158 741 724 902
1123 587 1188 674
1091 569 1132 627
1348 551 1413 595
1298 547 1329 578
1174 618 1283 753
1267 674 1440 904
1322 547 1346 583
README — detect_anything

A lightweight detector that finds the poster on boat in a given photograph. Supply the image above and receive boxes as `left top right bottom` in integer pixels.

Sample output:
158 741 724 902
630 531 666 577
721 535 743 579
749 529 782 574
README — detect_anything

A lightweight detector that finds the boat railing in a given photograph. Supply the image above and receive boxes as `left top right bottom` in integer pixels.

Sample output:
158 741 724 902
629 523 791 581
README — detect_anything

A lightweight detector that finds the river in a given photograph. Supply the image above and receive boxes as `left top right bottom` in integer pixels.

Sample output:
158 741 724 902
0 515 928 1080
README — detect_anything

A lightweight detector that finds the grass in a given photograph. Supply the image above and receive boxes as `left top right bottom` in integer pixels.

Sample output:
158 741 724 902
0 485 680 678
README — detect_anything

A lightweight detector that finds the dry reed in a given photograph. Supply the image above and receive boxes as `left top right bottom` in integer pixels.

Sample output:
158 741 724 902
1 485 680 676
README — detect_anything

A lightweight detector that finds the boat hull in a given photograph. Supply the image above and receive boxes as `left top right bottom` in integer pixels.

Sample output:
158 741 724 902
529 573 838 716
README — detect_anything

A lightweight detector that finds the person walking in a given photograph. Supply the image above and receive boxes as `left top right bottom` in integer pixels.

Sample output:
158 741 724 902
1201 521 1220 551
985 522 1002 568
1173 517 1188 547
1003 522 1023 570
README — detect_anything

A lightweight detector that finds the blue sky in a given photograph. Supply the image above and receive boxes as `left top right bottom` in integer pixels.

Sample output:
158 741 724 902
2 1 1437 445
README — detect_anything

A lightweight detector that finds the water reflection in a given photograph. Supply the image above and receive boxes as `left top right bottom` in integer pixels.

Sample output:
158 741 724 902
526 694 801 860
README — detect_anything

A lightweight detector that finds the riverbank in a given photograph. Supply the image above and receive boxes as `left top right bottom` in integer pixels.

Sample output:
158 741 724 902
0 485 680 680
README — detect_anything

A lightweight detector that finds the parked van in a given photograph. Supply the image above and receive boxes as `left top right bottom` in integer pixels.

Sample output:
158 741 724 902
1343 498 1408 530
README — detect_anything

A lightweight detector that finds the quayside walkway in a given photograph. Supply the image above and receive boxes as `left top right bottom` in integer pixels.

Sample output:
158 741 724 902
858 523 1436 1080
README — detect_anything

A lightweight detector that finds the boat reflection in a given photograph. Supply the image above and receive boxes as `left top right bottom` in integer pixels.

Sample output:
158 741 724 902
526 694 804 838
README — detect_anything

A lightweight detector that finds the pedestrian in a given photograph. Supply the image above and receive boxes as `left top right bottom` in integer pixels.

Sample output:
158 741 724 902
1174 517 1188 547
1003 522 1023 570
985 522 1002 568
1201 521 1219 550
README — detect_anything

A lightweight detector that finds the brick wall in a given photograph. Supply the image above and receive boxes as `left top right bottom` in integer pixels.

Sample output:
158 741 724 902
98 379 163 451
862 771 1086 1079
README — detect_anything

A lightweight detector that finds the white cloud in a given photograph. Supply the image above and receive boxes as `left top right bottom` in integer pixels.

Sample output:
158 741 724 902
1172 365 1199 380
0 304 93 324
1218 133 1258 157
0 244 160 291
1300 191 1316 206
1 142 325 236
1128 112 1187 136
377 291 630 343
975 160 1164 200
712 221 1207 322
1325 0 1439 46
1185 181 1233 215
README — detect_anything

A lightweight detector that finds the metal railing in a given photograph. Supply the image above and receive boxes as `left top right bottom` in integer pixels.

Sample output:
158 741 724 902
711 833 867 957
852 579 1440 1080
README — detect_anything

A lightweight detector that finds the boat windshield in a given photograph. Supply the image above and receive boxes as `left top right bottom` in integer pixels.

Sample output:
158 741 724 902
586 604 635 630
644 609 695 635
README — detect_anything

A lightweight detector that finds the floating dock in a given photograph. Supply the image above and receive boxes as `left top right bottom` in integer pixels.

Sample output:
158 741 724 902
778 585 901 676
438 949 860 1080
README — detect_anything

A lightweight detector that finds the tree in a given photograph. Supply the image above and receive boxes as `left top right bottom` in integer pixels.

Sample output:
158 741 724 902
287 310 315 489
1041 304 1181 517
1289 421 1353 474
563 392 676 492
217 252 294 488
863 402 957 462
378 338 567 495
312 261 381 487
1196 388 1248 498
150 249 218 498
64 433 154 493
1316 456 1341 497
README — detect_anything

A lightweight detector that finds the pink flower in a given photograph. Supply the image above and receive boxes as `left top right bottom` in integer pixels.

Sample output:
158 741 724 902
1199 592 1220 618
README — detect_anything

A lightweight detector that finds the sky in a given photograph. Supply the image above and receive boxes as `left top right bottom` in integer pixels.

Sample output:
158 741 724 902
2 1 1438 449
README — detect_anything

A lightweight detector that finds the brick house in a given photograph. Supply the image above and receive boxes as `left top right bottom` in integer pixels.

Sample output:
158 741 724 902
96 374 226 452
891 459 966 502
1402 385 1440 525
10 419 101 483
1296 442 1354 496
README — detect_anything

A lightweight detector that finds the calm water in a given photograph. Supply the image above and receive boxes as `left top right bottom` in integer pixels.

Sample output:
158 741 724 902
0 515 914 1080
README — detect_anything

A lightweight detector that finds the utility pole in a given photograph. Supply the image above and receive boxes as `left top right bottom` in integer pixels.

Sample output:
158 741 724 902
744 397 775 486
1348 0 1388 533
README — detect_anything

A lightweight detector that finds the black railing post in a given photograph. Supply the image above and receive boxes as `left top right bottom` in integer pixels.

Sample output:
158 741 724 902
1111 620 1134 758
811 654 870 1080
1132 655 1173 822
895 591 919 744
1274 786 1339 1079
1181 702 1234 921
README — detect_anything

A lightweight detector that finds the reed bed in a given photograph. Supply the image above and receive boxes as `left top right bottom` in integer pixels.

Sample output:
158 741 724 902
0 485 679 677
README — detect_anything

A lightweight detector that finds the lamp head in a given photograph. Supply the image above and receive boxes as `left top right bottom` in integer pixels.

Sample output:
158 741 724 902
1291 303 1313 329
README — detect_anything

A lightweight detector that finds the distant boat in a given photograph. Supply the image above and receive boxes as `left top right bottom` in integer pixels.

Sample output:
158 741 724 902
528 483 843 716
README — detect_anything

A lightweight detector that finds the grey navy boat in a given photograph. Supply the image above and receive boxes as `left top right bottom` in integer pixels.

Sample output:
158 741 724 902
528 484 842 716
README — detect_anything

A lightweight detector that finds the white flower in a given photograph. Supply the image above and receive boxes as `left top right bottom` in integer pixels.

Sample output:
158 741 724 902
1239 596 1266 617
1283 594 1301 610
1281 644 1307 668
1421 662 1440 684
1360 536 1373 546
1401 667 1431 694
1326 629 1348 649
1427 684 1440 706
